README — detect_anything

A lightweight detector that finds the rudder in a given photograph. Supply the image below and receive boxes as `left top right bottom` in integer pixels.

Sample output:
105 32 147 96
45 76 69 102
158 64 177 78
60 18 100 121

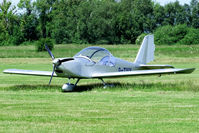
134 35 155 64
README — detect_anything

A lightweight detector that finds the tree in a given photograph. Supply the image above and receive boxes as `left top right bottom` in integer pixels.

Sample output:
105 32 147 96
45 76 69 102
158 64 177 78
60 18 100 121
80 0 118 44
153 3 165 27
182 4 192 26
154 24 189 45
51 0 85 43
174 1 187 25
34 0 55 38
191 1 199 28
0 0 17 45
18 0 33 15
163 2 178 25
190 0 198 9
18 0 39 41
0 0 17 35
115 0 153 43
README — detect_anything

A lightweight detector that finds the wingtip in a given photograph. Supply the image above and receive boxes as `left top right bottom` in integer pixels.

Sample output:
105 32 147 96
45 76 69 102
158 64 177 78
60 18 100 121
190 68 196 72
178 68 196 74
3 69 9 73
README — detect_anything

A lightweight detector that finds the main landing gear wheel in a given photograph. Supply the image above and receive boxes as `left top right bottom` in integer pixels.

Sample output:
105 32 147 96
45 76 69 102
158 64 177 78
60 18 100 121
62 78 80 92
62 83 75 92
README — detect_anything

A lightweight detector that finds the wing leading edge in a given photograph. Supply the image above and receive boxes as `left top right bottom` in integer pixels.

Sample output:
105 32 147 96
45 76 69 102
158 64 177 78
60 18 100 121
91 68 195 78
3 69 56 77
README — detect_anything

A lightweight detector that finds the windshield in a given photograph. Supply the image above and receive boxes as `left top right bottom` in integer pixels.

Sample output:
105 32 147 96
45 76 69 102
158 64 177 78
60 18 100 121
74 47 112 62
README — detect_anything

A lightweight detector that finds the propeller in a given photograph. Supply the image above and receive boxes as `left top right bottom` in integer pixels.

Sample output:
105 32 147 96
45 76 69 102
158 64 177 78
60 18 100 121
45 44 74 85
49 64 56 85
45 44 55 60
45 44 56 85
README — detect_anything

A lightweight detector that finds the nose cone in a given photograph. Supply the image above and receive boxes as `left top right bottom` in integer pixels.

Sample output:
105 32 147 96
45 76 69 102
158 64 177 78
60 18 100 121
52 59 60 66
57 59 81 77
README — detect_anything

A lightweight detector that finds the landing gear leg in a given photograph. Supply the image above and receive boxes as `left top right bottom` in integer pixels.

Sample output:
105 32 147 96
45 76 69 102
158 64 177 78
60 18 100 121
74 78 80 86
62 78 80 92
99 78 114 88
99 78 106 86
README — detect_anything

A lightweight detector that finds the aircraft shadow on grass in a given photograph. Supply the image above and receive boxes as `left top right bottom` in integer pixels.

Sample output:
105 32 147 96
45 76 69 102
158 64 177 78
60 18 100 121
6 81 196 92
6 83 109 92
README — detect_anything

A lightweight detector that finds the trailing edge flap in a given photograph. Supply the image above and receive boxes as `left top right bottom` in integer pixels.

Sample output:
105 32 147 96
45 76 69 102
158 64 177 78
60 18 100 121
139 64 174 69
92 68 195 78
3 69 56 77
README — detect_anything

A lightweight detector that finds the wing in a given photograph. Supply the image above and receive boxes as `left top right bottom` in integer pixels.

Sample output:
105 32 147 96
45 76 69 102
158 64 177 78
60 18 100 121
91 68 195 78
3 69 57 77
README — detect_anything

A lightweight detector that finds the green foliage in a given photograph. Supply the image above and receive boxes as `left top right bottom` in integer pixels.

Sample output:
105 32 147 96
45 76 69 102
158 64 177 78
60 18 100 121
0 0 18 45
36 38 53 52
135 33 148 45
154 25 173 45
0 26 24 46
20 40 38 46
154 24 199 45
0 0 199 45
191 0 199 28
154 24 188 45
178 28 199 45
172 24 188 42
11 25 25 45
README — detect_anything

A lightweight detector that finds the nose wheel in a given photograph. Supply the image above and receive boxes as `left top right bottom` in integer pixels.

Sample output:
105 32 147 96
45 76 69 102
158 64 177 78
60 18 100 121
62 78 80 92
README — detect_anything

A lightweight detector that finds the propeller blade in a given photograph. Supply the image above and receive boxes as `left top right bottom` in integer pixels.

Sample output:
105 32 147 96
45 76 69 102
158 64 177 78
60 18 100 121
45 44 55 60
49 65 55 85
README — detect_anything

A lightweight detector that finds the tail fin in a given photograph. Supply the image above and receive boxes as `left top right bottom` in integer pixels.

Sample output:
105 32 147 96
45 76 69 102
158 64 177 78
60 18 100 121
134 35 155 64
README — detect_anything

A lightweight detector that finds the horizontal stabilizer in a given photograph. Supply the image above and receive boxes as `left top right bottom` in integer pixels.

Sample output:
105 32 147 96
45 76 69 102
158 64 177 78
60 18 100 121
3 69 56 77
92 68 195 78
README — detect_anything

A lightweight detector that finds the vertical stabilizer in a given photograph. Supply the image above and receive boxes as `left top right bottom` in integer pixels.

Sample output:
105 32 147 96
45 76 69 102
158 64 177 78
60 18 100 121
134 35 155 64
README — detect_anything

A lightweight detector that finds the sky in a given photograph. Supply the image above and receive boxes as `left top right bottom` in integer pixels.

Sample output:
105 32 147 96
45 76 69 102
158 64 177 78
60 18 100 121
0 0 193 7
154 0 191 5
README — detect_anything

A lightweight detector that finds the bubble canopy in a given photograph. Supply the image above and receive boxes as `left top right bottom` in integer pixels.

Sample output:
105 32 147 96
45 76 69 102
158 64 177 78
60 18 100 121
74 46 113 63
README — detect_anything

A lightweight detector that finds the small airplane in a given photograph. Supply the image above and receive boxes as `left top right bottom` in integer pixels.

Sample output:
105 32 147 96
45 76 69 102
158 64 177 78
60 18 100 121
3 35 195 92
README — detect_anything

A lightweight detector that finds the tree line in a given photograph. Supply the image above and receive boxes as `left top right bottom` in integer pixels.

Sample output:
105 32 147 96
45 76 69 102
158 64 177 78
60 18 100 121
0 0 199 46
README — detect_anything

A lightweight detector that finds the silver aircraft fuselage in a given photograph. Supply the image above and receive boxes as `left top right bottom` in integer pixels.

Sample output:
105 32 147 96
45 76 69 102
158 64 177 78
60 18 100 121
55 56 138 78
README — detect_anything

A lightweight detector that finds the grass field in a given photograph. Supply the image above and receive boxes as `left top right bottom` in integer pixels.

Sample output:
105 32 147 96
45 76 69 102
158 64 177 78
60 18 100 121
0 44 199 132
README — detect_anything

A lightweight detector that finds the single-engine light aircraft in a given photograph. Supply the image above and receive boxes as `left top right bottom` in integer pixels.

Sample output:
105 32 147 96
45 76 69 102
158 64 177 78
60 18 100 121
3 35 195 91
